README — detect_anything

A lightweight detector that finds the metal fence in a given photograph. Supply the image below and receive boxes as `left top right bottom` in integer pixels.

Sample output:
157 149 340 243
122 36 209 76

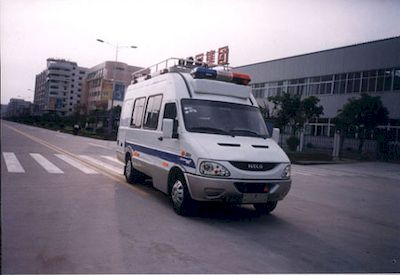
280 133 400 160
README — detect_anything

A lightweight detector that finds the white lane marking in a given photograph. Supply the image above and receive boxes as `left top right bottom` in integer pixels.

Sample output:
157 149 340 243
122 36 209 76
293 167 355 177
30 153 64 174
88 143 110 149
55 154 98 174
2 152 25 173
79 155 122 174
101 155 124 166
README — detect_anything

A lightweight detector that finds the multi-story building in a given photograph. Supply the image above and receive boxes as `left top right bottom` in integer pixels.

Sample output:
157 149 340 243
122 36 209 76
34 58 88 116
5 98 32 117
235 36 400 139
82 61 142 113
1 104 8 117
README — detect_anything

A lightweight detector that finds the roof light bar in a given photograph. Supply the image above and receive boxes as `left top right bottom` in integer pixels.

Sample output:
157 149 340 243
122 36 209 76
232 73 251 85
191 67 218 79
191 67 251 85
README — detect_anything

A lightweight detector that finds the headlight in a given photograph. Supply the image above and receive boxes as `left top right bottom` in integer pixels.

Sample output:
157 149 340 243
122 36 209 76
281 164 291 179
199 161 230 177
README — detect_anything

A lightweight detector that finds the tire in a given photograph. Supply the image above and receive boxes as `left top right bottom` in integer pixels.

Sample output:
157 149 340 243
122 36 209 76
254 201 278 214
170 173 195 216
124 157 144 184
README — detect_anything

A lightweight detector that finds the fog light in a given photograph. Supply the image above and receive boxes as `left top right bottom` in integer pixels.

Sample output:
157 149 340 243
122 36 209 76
204 188 224 197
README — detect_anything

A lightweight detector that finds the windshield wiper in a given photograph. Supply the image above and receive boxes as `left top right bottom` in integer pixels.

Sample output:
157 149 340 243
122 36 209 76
189 127 234 136
229 129 267 139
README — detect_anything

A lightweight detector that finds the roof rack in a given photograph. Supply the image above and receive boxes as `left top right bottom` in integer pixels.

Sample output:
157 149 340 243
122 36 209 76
131 57 231 83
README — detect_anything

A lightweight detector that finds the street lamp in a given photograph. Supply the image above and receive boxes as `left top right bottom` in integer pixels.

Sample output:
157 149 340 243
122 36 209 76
96 39 137 69
96 38 137 135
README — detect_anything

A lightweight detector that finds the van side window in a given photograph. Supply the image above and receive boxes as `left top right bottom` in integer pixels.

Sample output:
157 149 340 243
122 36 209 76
131 97 146 128
143 95 163 130
163 103 177 119
120 99 134 127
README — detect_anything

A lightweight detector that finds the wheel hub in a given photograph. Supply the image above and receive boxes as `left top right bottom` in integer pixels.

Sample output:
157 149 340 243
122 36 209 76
171 180 184 206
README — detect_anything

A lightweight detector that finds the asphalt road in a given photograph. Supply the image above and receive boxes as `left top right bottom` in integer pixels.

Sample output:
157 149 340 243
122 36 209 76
1 120 399 273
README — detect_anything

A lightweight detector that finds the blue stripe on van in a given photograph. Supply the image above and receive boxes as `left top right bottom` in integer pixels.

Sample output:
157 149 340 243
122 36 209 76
125 141 196 169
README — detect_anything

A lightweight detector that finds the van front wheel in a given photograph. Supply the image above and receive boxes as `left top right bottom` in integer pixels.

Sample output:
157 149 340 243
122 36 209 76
171 174 194 216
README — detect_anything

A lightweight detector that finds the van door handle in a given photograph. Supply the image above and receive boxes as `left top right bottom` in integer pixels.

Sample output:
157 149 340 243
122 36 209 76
158 136 163 141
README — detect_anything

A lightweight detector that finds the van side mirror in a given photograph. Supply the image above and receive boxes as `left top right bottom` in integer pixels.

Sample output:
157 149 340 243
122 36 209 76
162 119 179 139
272 128 280 143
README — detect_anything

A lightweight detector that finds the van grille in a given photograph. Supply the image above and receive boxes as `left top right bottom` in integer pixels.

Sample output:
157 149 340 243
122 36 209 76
229 162 278 171
234 182 270 193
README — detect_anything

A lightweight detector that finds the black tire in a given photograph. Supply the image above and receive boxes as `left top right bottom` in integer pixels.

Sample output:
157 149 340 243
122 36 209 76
124 157 144 184
170 173 195 216
254 201 278 214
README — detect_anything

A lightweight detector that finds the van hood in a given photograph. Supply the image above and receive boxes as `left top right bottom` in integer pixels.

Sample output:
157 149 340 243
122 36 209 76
185 133 290 163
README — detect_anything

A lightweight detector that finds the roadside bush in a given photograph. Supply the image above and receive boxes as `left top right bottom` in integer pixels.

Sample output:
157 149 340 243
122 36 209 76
96 127 105 134
286 136 300 151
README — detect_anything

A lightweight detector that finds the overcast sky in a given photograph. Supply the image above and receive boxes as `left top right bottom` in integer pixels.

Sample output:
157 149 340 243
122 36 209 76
1 0 400 104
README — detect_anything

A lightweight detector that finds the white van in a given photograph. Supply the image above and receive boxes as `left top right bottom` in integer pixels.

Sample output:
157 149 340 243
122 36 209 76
116 58 291 215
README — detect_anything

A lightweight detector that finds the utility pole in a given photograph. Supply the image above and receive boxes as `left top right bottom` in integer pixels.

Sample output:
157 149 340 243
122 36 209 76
96 39 137 135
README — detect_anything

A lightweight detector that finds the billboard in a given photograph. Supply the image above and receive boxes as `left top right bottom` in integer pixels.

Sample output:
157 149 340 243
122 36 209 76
194 46 229 66
113 82 125 101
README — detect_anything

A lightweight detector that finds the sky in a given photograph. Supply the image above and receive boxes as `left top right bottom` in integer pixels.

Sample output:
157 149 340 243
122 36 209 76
1 0 400 104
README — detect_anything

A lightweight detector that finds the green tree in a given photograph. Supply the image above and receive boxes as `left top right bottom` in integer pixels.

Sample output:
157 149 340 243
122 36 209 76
258 102 271 121
268 93 323 135
334 93 389 157
268 93 323 151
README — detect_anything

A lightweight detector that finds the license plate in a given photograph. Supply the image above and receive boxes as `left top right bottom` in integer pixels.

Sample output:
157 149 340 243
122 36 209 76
242 193 269 203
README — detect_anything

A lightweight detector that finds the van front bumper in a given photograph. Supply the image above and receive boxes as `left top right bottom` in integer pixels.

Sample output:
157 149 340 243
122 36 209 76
185 173 291 203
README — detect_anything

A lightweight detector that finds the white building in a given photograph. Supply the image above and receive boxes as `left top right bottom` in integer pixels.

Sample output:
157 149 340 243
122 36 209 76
34 58 88 116
234 36 400 140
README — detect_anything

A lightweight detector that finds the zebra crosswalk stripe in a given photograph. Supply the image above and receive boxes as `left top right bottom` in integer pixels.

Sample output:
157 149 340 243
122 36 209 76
2 152 25 173
30 153 63 174
79 155 122 174
55 154 98 174
100 155 124 166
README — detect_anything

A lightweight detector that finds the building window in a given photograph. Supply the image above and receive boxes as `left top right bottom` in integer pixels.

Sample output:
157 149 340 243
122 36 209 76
307 75 333 95
252 83 266 98
394 68 400 91
346 72 361 93
333 74 346 94
384 69 393 91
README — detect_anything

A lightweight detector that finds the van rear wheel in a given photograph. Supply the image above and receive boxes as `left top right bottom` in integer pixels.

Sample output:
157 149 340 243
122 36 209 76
171 173 194 216
124 158 135 183
254 201 278 214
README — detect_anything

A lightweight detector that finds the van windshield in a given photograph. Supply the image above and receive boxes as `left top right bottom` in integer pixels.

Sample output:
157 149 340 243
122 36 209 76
181 99 269 138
